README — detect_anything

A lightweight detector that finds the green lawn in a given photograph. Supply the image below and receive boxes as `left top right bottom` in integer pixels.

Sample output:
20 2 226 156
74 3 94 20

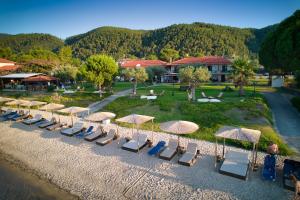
104 83 293 155
0 91 109 107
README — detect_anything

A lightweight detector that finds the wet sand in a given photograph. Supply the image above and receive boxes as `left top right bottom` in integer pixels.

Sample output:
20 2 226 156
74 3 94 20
0 153 78 200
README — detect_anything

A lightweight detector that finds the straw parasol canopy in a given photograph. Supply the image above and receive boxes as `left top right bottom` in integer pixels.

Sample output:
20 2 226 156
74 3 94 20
116 114 155 144
214 126 261 170
160 120 199 134
215 126 261 144
0 97 14 103
39 103 65 111
160 120 199 147
39 103 65 118
20 101 47 107
5 99 30 106
116 114 154 125
85 112 116 122
58 106 89 126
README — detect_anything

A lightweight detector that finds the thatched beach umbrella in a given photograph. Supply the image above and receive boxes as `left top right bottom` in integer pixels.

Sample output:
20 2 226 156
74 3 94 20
160 120 199 147
215 126 261 169
5 100 31 111
0 97 14 103
85 112 116 122
20 101 47 114
39 103 65 119
116 114 155 146
0 97 14 111
58 106 89 126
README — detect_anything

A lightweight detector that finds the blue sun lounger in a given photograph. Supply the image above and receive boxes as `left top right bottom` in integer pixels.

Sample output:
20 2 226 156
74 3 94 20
75 126 94 138
148 141 166 156
262 154 276 181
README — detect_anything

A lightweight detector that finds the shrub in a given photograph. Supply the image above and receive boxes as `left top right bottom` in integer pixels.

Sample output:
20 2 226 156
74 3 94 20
291 96 300 112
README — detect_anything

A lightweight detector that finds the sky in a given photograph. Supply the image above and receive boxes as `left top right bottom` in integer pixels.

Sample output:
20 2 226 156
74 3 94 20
0 0 299 39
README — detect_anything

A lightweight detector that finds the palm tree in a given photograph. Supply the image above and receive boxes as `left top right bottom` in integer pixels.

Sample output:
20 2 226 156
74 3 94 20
231 58 255 96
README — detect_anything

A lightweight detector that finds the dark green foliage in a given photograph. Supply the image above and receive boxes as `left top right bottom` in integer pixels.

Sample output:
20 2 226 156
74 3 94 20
291 96 300 112
259 10 300 73
65 27 144 60
0 33 64 54
65 23 275 60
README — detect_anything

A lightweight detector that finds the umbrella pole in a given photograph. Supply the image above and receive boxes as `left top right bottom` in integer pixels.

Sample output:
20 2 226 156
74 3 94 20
137 124 140 153
215 138 218 168
151 119 154 144
252 143 255 171
222 138 225 159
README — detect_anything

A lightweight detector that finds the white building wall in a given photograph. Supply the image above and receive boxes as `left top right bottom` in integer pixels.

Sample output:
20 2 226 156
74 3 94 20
0 62 14 67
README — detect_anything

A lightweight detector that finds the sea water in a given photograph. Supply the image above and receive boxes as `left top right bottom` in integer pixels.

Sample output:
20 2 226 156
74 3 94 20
0 156 78 200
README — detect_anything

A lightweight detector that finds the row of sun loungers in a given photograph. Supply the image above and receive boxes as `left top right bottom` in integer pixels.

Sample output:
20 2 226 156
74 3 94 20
1 109 199 167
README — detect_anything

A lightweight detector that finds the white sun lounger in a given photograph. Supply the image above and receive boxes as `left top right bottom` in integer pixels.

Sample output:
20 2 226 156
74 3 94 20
84 126 106 142
23 114 43 125
39 117 57 128
61 122 84 136
159 138 178 160
178 143 198 166
219 150 250 180
122 133 148 152
96 129 117 146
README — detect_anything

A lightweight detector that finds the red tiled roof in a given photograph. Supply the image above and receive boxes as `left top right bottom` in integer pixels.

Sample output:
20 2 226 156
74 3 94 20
171 56 231 65
0 58 15 64
120 59 167 68
0 65 20 71
22 75 57 82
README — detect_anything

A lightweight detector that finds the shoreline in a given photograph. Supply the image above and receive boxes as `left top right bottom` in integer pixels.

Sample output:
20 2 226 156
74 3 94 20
0 149 78 200
0 109 293 200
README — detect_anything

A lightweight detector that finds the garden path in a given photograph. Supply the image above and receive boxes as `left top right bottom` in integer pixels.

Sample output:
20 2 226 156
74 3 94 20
263 91 300 154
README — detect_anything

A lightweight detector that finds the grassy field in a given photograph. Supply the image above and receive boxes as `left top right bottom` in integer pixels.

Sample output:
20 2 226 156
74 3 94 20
104 83 292 155
0 91 109 108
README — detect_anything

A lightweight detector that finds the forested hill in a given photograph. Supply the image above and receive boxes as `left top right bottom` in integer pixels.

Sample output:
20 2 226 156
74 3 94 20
0 33 64 53
65 23 277 60
0 23 277 60
65 26 145 59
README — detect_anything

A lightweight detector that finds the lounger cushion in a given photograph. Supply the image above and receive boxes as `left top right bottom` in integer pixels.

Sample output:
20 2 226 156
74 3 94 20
96 129 116 145
179 152 195 164
23 114 43 124
159 147 177 159
84 127 105 141
225 151 249 164
220 160 249 178
122 133 148 151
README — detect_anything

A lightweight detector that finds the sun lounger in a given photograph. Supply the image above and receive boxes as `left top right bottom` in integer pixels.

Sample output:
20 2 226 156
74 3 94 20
39 117 57 128
201 92 207 98
84 126 106 141
148 141 166 156
12 111 30 121
46 122 66 131
0 109 14 117
96 129 117 146
23 114 43 125
75 126 94 138
159 138 178 160
219 150 250 180
217 92 224 99
262 154 276 181
178 143 198 166
122 133 148 152
61 122 84 136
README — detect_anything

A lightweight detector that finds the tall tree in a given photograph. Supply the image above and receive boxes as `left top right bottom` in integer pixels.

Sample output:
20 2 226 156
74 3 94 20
179 66 211 101
122 67 148 95
160 47 179 62
58 46 73 64
84 54 118 97
231 58 255 96
259 10 300 74
53 64 78 83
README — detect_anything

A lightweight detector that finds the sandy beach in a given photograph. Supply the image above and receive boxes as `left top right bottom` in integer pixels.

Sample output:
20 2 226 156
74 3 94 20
0 109 293 200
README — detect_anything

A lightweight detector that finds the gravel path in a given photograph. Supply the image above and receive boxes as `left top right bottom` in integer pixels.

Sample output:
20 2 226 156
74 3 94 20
0 109 293 200
88 89 132 113
263 92 300 153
